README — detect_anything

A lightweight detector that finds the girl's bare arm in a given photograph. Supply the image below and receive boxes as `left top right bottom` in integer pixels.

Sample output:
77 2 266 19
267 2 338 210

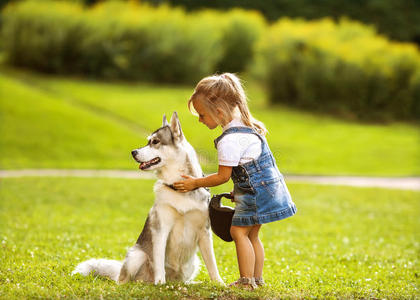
174 165 232 192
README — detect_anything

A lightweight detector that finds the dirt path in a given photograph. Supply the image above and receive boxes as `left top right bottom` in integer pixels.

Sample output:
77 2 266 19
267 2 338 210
1 169 419 191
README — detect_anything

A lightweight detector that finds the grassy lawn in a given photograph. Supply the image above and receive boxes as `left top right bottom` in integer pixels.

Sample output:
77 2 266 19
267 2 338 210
0 177 419 299
1 66 419 176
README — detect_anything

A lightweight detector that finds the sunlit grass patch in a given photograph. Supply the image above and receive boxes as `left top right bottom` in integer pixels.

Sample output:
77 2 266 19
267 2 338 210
1 67 419 176
0 177 418 298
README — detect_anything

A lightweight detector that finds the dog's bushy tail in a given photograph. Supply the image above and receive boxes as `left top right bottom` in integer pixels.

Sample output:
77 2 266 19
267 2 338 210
72 259 122 282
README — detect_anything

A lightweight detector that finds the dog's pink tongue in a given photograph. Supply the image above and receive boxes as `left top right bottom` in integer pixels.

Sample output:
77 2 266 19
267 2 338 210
139 163 144 169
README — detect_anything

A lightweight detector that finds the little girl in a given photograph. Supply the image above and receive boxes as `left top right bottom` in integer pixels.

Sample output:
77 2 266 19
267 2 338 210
174 73 297 289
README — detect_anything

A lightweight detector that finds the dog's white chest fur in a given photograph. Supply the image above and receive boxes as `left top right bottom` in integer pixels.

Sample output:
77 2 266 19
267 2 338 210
154 182 209 214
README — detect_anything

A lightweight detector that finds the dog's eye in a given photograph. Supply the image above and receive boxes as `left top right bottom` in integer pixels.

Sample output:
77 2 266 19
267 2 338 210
152 139 160 145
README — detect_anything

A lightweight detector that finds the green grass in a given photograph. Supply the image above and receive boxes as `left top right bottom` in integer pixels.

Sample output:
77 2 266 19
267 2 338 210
1 66 419 175
0 72 140 170
0 177 419 299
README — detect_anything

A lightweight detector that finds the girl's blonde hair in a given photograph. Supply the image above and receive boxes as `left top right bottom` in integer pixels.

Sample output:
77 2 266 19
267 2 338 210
188 73 267 135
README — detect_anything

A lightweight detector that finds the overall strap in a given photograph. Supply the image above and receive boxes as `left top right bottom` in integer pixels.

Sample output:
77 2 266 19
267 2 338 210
214 126 266 150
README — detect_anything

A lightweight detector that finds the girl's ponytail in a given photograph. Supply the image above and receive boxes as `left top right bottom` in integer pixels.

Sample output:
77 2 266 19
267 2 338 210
237 101 268 136
222 73 268 136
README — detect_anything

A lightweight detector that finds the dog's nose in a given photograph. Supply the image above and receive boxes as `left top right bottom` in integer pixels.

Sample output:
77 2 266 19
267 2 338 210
131 150 137 157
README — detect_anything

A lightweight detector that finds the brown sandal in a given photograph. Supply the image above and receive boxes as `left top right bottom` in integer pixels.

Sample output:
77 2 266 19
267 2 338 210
228 277 258 290
254 277 265 286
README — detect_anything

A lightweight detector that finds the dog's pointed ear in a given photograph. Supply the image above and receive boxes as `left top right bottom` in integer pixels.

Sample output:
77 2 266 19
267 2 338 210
162 114 169 127
170 111 183 141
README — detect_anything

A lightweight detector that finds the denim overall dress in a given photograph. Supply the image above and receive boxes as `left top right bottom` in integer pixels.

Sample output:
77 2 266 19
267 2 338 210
214 127 297 226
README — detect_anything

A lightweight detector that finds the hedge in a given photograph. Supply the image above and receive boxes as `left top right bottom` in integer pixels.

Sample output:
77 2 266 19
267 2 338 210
1 0 265 82
2 1 420 120
152 0 420 45
255 18 420 120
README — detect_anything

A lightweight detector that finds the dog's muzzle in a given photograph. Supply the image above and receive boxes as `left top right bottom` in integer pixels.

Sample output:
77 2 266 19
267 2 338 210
131 150 161 170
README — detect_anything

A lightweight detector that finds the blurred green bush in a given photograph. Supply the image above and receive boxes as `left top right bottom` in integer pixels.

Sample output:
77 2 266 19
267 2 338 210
255 18 420 120
1 0 264 82
153 0 420 45
2 1 420 120
213 9 265 73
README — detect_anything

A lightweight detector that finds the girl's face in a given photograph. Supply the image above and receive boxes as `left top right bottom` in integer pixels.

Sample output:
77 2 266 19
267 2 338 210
192 98 219 130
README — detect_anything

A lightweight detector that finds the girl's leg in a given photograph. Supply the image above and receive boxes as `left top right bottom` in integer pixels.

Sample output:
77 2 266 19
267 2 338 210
230 225 254 278
248 224 264 279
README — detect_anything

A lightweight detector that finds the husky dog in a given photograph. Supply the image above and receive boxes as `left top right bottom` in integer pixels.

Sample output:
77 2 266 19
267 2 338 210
72 112 223 285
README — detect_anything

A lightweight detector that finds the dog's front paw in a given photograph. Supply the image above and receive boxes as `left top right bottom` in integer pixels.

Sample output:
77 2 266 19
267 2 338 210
209 273 225 285
154 275 166 285
215 276 225 286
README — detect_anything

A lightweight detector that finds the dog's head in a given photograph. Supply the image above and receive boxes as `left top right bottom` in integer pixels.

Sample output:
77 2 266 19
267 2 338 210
131 112 184 171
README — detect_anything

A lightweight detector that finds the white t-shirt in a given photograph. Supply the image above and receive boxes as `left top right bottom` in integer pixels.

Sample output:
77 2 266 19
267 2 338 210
217 119 262 166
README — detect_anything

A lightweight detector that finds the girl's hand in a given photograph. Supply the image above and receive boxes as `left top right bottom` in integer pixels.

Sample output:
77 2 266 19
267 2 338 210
174 175 197 193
